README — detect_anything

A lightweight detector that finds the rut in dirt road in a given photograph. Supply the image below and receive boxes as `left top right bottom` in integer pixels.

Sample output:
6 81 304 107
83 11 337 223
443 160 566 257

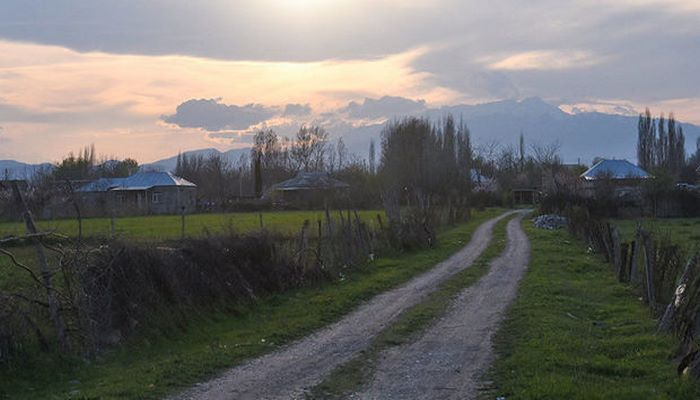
169 211 518 400
354 211 530 400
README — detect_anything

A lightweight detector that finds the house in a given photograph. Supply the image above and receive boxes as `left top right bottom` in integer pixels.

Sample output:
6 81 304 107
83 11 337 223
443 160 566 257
579 159 652 198
470 169 497 192
78 172 196 216
269 172 349 208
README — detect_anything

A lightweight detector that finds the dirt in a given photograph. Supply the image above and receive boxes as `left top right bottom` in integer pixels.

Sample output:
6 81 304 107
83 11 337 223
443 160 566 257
169 210 518 400
351 211 531 400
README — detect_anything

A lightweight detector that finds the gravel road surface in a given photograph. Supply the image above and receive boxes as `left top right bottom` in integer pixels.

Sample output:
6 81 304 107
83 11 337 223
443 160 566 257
169 210 517 400
353 211 530 400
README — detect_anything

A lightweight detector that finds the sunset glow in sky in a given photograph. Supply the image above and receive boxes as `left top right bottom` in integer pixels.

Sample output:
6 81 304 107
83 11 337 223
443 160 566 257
1 0 699 163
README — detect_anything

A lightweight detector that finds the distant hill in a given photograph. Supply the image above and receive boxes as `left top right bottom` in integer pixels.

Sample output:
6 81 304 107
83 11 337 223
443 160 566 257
427 97 700 165
4 98 699 172
341 97 700 165
0 160 52 180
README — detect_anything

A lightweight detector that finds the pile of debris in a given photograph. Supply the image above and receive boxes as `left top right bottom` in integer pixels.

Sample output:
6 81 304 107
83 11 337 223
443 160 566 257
533 214 567 230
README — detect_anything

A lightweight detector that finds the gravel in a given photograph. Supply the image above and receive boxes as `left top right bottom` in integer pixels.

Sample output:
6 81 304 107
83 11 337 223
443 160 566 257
169 211 519 400
352 212 531 400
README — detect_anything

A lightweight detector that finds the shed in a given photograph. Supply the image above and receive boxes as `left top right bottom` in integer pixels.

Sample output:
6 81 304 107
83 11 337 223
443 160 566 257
270 172 349 207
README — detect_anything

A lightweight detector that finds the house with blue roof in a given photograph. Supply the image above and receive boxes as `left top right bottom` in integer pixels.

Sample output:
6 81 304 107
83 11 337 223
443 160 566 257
579 159 652 198
78 171 197 216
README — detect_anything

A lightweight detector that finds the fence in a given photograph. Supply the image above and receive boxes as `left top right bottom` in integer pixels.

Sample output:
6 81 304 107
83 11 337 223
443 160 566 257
566 206 700 376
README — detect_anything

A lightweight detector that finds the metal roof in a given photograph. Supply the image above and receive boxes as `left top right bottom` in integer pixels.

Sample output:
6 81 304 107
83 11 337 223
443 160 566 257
580 159 651 181
273 172 349 191
78 172 195 192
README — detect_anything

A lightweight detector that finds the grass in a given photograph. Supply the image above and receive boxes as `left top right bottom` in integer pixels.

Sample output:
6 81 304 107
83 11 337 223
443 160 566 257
0 208 505 400
308 213 514 398
485 221 700 399
613 217 700 253
0 210 383 240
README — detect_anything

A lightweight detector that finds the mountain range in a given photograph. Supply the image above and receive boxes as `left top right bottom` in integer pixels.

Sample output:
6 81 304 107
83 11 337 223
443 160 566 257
2 98 699 178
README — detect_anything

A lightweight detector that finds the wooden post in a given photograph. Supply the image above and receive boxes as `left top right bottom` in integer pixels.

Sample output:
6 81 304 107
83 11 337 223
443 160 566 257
180 206 186 241
643 232 656 310
611 226 621 276
619 243 629 282
658 256 698 334
11 181 70 353
259 213 264 230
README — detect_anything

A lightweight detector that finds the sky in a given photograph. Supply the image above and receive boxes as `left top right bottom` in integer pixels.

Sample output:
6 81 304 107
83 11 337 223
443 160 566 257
0 0 699 163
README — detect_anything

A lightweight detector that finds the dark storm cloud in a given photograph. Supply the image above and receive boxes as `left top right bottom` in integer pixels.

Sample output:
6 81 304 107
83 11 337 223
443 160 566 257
161 99 277 131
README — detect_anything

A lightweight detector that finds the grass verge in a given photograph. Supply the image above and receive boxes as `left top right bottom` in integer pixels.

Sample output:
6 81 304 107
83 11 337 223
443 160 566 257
0 208 504 400
308 213 514 399
485 220 700 399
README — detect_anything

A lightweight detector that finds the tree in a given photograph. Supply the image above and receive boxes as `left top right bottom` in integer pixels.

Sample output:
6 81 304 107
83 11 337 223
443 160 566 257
518 131 526 171
637 109 655 171
368 139 376 175
336 137 347 171
637 109 686 178
290 125 328 172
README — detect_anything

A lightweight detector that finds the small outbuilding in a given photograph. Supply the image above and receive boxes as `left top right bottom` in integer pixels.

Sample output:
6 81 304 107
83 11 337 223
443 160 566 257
78 172 197 216
270 172 349 208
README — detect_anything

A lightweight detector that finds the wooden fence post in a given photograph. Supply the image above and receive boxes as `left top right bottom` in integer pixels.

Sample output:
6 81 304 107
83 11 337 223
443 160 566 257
658 255 698 334
611 226 621 277
643 232 656 310
10 181 70 353
619 243 629 283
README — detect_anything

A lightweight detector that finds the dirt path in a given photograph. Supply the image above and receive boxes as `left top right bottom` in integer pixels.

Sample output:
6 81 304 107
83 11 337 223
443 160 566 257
353 212 530 400
169 211 518 400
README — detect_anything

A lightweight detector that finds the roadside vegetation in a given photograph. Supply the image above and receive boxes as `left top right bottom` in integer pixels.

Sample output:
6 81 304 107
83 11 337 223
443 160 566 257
0 209 503 399
486 221 700 399
309 214 513 398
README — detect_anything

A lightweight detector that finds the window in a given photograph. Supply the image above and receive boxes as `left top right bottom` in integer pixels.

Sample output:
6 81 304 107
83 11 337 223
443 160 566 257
152 192 163 204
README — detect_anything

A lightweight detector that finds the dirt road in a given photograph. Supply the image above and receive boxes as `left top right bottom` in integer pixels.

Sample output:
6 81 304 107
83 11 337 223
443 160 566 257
170 211 517 400
353 212 531 400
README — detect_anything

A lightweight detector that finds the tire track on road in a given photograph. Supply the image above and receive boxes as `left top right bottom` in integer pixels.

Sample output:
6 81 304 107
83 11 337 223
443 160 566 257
353 211 530 400
170 211 518 400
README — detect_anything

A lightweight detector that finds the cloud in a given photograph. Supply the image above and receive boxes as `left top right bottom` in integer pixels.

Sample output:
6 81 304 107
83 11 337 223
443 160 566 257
487 50 603 71
283 103 312 117
161 99 277 131
341 96 427 120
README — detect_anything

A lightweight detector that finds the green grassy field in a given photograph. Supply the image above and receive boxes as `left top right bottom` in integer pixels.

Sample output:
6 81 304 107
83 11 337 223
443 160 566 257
486 221 700 399
613 217 700 252
0 210 384 240
0 209 504 400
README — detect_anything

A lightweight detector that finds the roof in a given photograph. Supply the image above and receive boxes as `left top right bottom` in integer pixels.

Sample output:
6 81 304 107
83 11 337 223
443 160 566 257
580 159 651 181
470 169 492 184
78 172 195 192
273 172 350 191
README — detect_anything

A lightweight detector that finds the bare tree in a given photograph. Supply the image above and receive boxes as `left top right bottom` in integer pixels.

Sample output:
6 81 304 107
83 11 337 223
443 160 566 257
290 125 329 172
